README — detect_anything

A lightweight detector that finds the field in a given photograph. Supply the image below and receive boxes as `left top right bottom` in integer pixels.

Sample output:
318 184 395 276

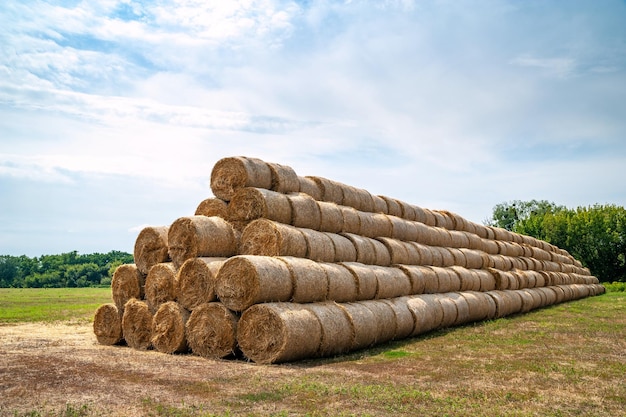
0 288 624 416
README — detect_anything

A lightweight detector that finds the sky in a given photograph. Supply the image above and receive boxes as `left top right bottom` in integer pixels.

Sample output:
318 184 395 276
1 0 625 257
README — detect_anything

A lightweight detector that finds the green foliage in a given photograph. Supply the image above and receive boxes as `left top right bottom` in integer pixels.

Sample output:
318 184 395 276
0 251 133 288
486 200 566 231
604 282 626 292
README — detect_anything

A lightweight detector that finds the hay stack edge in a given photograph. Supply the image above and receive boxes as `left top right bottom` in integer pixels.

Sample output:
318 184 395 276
93 156 604 364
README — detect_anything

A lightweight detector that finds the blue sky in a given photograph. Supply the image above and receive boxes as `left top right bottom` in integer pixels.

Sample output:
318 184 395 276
1 0 625 256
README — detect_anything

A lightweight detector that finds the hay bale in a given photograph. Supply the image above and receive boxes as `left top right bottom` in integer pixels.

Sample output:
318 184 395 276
377 237 409 265
395 265 434 294
412 205 427 224
168 216 237 269
308 176 344 205
406 295 444 335
288 192 322 230
447 248 467 267
237 302 322 364
433 211 455 230
151 301 190 354
485 290 523 318
362 300 397 344
318 201 344 233
459 249 484 269
389 216 419 241
111 263 145 314
121 298 153 350
372 265 412 299
342 185 375 213
341 262 378 300
459 292 492 322
427 245 444 267
428 266 460 293
145 262 177 313
320 262 358 302
396 200 418 221
379 196 403 218
279 256 328 303
436 294 458 328
480 238 500 255
186 302 239 359
358 212 392 238
448 230 470 248
194 197 229 219
240 219 307 258
215 255 293 312
435 247 455 267
339 302 377 350
342 233 376 265
210 156 272 201
413 222 439 246
445 293 471 325
267 162 300 194
325 232 357 262
305 302 353 356
340 206 361 234
451 266 482 292
518 290 536 313
93 303 123 345
475 269 497 292
372 195 389 214
422 209 438 227
409 243 434 266
297 176 323 200
176 257 227 311
228 187 292 224
300 229 335 262
134 226 170 275
383 297 415 339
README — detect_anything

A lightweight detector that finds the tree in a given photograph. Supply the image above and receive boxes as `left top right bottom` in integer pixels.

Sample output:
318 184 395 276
486 200 566 231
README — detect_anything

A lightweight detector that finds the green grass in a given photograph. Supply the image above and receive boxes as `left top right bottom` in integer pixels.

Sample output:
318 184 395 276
0 287 111 324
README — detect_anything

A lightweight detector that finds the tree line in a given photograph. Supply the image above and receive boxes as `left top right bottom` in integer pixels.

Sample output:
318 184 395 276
0 250 133 288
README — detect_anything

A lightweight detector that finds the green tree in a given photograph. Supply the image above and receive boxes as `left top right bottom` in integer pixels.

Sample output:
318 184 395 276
486 200 566 231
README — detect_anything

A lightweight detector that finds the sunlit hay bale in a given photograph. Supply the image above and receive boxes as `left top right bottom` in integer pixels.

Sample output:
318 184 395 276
340 206 361 234
278 256 329 303
341 262 378 301
237 302 322 364
361 300 397 345
409 242 434 266
297 176 323 200
411 204 427 224
433 210 455 230
145 263 177 314
371 238 392 266
451 266 482 292
168 216 237 269
308 176 344 205
358 212 392 238
194 197 229 219
432 266 461 293
320 262 358 302
489 255 512 271
426 245 444 267
379 195 403 218
342 185 375 213
517 289 536 313
93 303 123 346
287 192 322 230
371 265 412 300
421 209 438 227
176 257 227 311
111 263 145 314
304 302 353 357
474 269 497 292
406 294 444 335
488 269 512 290
435 247 456 267
485 290 520 318
445 293 471 326
509 257 526 271
265 161 299 194
533 287 557 307
447 248 467 268
395 265 433 294
480 238 500 255
516 270 530 289
215 255 293 312
507 271 522 290
377 237 409 265
524 270 542 288
382 297 415 339
527 287 545 309
151 301 190 354
462 231 483 251
472 223 490 239
134 226 170 275
396 200 418 222
339 302 376 350
413 222 439 246
185 302 239 359
325 232 357 262
240 219 307 258
318 201 344 233
121 298 153 350
434 294 458 328
228 187 291 224
341 233 375 265
448 230 470 248
389 216 418 242
372 195 389 214
542 260 561 272
210 156 272 201
300 229 335 262
459 248 485 269
459 292 493 323
531 246 552 261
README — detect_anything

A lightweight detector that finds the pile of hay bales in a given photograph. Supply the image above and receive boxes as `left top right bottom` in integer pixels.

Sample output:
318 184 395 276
93 156 604 364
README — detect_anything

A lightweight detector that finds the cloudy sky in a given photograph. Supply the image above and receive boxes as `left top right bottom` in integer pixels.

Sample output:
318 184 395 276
1 0 625 257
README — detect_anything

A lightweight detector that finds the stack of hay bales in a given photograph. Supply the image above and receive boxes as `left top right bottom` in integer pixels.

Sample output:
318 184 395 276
93 156 605 364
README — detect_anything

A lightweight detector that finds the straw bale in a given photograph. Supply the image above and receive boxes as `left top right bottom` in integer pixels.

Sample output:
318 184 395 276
433 211 455 230
168 216 237 269
215 255 293 312
93 303 123 345
229 187 291 224
460 292 492 322
341 262 378 300
389 217 419 241
414 222 439 246
372 195 389 214
377 237 409 265
451 266 481 291
412 205 427 224
475 269 497 292
194 197 229 219
151 301 190 354
186 302 238 359
342 233 376 265
383 297 415 339
535 287 557 306
342 185 375 213
362 300 397 344
395 201 417 222
485 290 519 318
473 223 490 239
237 302 322 364
318 201 344 233
325 232 357 262
447 248 467 267
372 265 412 299
145 262 177 313
448 230 470 248
308 176 344 205
288 192 322 230
484 226 497 240
210 156 272 201
379 196 403 218
406 294 444 335
267 162 300 194
426 245 444 267
176 257 226 311
305 302 353 356
371 238 392 266
395 264 432 294
459 248 484 269
409 243 434 266
300 228 336 262
358 212 392 238
462 231 483 250
297 176 323 200
437 247 456 267
279 256 329 303
321 263 358 302
240 219 307 258
517 290 536 313
430 266 460 292
446 293 471 325
340 206 361 234
480 238 500 255
339 302 377 350
111 263 144 314
516 270 530 289
422 209 438 226
121 298 153 350
134 226 170 275
434 294 457 328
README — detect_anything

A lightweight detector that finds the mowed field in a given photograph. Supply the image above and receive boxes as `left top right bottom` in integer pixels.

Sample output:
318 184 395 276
0 287 624 417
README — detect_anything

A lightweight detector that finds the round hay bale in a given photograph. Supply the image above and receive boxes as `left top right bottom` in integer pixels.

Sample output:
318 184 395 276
297 176 322 200
422 209 438 227
426 266 450 292
516 270 530 289
288 192 321 230
383 297 415 339
410 242 434 266
427 245 444 267
362 300 397 344
279 256 329 303
412 205 427 224
475 269 497 292
339 302 377 350
372 195 389 214
111 264 144 314
342 185 375 213
305 302 353 357
396 201 418 222
414 222 438 246
93 303 123 346
145 262 177 313
186 302 239 359
194 197 228 219
121 298 153 350
240 219 307 258
168 216 237 269
459 292 490 322
447 248 467 268
229 187 291 224
325 232 357 262
535 287 557 307
300 228 335 262
267 162 300 194
341 262 378 301
448 230 470 248
215 255 293 312
433 210 455 230
340 206 361 234
358 212 392 238
176 257 227 311
151 301 190 354
318 201 344 233
451 266 481 291
480 238 499 255
436 294 457 328
134 226 170 275
518 290 536 313
379 196 403 217
459 249 484 269
237 302 322 364
371 238 392 266
395 265 431 294
473 223 490 239
320 262 358 302
377 237 409 265
437 247 456 267
342 233 376 265
308 176 344 205
210 156 272 201
446 293 471 325
372 265 412 299
389 217 418 242
407 294 444 335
